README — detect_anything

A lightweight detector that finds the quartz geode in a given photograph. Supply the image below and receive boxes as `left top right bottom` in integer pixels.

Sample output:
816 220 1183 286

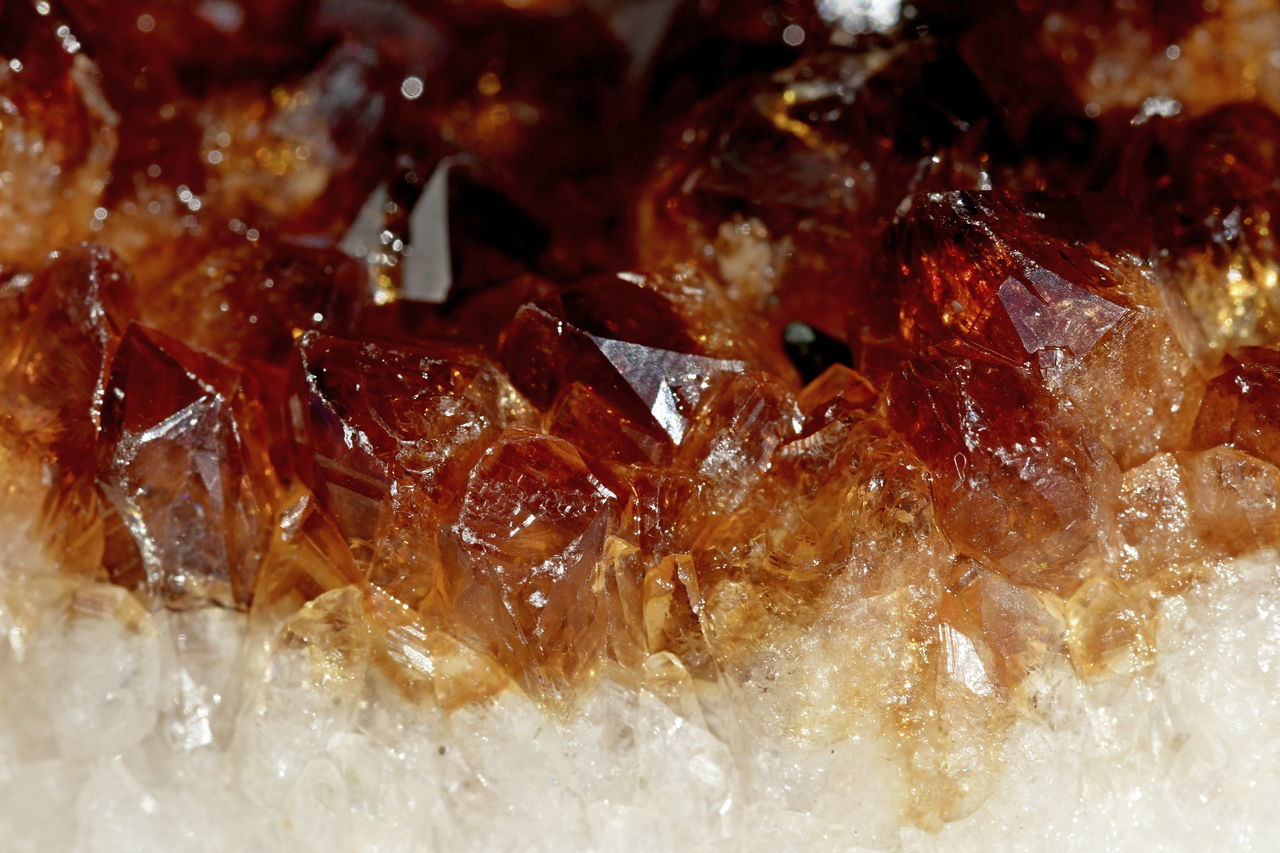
1 0 1279 845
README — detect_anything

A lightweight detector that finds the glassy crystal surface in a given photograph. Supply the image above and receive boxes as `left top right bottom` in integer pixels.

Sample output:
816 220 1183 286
1 0 1279 833
97 325 282 607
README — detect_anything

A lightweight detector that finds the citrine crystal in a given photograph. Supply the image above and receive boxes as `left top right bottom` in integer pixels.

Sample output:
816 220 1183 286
2 0 1280 838
0 2 118 270
97 325 281 607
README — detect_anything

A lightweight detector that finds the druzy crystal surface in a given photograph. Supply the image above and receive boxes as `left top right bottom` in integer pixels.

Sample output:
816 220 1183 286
1 0 1279 844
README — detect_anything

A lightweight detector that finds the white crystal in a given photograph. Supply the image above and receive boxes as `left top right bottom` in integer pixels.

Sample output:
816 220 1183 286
3 471 1280 850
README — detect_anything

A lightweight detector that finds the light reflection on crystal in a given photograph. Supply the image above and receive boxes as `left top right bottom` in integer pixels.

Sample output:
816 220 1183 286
817 0 902 34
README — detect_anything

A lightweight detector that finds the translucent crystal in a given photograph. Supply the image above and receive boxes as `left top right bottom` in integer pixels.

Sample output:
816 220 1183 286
97 325 282 607
0 4 117 270
443 430 620 696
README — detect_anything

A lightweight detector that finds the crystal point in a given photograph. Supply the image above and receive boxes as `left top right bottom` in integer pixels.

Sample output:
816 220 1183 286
589 334 745 444
996 269 1130 358
444 429 619 694
97 325 281 607
500 301 744 452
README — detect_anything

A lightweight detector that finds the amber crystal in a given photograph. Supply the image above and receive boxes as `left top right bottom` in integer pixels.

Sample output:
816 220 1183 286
886 353 1118 594
1192 348 1280 467
498 302 745 452
4 0 1280 832
141 239 367 363
891 190 1210 467
637 40 1012 347
199 42 390 237
0 2 118 271
957 0 1279 121
290 331 534 605
1115 103 1280 355
0 246 136 469
97 325 282 607
442 429 620 695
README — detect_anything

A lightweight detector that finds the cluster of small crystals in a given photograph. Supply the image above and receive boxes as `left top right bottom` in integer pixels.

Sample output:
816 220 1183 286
0 0 1278 828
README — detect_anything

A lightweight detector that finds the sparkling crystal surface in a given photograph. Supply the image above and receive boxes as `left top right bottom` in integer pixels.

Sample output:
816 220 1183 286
1 0 1279 839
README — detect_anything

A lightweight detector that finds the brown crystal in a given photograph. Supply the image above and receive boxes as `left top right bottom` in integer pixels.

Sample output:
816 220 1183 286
1115 104 1280 355
0 246 136 470
0 2 117 271
289 331 534 605
199 43 390 236
890 191 1208 468
1192 348 1280 468
442 429 620 696
636 40 1013 348
945 0 1279 123
886 353 1118 594
140 239 367 363
97 325 282 607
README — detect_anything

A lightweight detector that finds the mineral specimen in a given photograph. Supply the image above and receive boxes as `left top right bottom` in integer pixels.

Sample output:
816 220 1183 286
1 0 1279 844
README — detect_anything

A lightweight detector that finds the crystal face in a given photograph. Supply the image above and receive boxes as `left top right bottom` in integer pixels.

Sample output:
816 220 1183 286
1 0 1279 836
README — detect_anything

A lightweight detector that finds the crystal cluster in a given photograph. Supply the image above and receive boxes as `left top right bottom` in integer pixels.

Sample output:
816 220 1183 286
0 0 1278 835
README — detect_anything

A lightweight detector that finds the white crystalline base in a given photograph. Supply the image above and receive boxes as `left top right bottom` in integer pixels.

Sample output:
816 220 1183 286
1 550 1279 852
